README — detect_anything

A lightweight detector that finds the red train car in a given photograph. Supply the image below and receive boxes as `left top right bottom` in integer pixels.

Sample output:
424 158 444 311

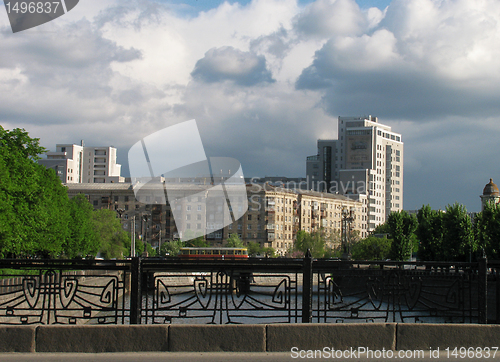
178 247 249 259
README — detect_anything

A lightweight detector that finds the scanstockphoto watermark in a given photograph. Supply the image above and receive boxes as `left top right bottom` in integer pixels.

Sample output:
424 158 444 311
290 347 425 359
247 176 368 195
291 347 499 359
128 119 248 242
3 0 79 33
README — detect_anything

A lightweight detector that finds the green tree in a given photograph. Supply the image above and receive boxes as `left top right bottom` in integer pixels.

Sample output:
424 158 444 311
441 203 474 261
416 205 444 261
294 230 326 258
184 236 209 247
159 240 184 257
0 126 71 258
64 194 99 258
474 201 500 259
351 236 392 260
246 241 262 257
91 209 130 259
387 211 417 261
226 233 244 247
262 247 276 258
372 222 391 235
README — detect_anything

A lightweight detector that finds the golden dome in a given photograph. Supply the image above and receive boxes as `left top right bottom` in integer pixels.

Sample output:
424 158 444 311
483 178 499 196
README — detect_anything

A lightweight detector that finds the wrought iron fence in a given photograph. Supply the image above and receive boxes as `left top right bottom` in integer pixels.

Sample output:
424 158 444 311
0 255 497 325
0 259 130 325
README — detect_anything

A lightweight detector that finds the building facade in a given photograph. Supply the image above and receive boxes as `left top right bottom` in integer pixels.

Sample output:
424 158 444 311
481 178 500 211
306 116 403 232
66 182 366 256
39 142 124 184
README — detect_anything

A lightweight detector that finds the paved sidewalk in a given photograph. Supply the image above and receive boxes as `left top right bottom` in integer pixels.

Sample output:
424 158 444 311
1 352 500 362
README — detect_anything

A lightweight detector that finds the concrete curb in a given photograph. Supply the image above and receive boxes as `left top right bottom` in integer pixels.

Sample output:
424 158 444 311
169 324 266 352
0 323 497 353
266 323 396 352
0 326 36 352
35 325 168 353
397 324 500 350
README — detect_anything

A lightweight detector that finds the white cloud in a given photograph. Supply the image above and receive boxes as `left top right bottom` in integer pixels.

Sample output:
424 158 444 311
294 0 368 38
2 0 500 212
191 46 275 86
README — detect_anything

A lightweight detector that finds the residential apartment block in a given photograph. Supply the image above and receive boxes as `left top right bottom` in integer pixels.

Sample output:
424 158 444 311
306 116 403 232
39 142 124 184
66 182 366 256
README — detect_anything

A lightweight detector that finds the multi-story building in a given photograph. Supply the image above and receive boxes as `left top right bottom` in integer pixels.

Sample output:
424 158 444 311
66 182 366 256
39 142 124 184
306 116 403 232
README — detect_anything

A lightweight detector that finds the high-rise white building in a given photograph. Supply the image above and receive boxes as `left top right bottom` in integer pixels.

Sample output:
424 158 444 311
306 116 403 231
39 142 124 184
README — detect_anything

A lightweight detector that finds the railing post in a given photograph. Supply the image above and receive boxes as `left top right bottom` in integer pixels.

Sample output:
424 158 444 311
130 257 142 325
478 256 487 324
302 249 313 323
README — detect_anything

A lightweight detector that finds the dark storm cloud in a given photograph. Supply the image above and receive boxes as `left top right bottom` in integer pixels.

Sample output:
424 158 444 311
191 46 275 86
294 1 500 121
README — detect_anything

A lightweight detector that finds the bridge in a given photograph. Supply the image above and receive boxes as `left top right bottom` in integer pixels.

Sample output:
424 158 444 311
0 254 497 325
0 254 499 353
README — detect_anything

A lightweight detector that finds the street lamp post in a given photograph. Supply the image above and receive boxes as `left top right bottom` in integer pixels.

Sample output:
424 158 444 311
114 203 125 258
131 215 136 257
142 214 149 257
341 206 355 260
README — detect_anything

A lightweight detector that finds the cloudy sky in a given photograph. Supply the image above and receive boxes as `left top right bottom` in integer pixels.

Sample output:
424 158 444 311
1 0 499 212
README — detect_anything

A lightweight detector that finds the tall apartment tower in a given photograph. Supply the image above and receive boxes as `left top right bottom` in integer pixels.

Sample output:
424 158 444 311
39 142 124 184
306 116 403 231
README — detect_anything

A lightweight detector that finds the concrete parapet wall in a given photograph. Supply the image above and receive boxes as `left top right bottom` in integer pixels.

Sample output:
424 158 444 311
0 324 499 353
397 324 500 350
0 326 36 352
36 325 168 353
169 325 266 352
267 323 396 352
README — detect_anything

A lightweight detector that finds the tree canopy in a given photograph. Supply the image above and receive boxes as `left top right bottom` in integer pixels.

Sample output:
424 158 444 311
0 126 131 259
386 210 418 261
351 236 392 260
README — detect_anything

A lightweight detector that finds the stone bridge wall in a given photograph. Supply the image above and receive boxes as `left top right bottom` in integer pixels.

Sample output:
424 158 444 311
1 323 500 353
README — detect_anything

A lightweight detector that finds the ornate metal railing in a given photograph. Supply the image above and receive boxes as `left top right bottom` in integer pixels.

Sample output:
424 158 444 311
0 259 130 325
313 260 483 323
0 256 497 325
